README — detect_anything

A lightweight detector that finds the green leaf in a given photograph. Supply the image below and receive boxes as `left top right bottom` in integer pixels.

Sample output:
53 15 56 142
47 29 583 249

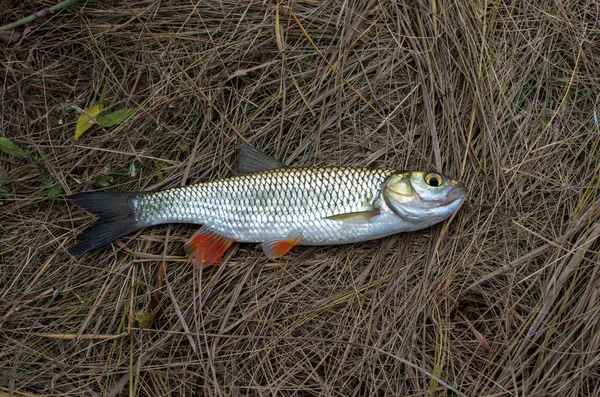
34 158 50 177
97 108 135 128
37 181 61 198
87 174 113 188
129 161 137 177
74 103 103 140
178 141 190 154
0 137 28 159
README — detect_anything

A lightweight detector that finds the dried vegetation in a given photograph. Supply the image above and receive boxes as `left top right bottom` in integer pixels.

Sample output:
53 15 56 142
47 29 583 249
1 1 600 396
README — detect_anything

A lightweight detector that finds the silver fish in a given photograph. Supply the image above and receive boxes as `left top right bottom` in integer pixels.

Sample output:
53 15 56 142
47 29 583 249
69 145 467 266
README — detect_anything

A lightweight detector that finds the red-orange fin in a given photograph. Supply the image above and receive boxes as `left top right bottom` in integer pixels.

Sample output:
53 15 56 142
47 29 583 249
184 227 234 268
261 235 302 259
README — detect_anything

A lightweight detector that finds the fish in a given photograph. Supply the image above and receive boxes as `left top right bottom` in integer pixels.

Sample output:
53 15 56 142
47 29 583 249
68 145 467 266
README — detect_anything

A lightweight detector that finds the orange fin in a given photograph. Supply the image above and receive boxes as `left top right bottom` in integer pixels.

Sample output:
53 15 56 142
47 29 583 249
184 227 234 267
261 235 302 259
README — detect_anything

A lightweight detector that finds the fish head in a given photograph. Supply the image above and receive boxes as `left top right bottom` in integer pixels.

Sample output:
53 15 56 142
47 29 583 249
383 171 467 226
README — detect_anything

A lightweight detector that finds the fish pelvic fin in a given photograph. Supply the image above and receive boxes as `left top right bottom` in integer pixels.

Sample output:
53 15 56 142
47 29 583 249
235 144 286 174
261 235 302 259
184 226 234 267
68 192 144 255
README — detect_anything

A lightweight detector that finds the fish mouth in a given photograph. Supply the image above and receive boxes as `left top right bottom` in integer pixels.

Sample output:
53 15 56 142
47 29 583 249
442 183 467 206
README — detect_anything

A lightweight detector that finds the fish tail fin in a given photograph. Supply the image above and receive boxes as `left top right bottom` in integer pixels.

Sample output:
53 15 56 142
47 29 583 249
68 192 144 255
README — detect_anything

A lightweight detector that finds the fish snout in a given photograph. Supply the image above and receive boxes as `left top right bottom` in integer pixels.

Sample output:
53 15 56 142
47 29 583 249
444 182 467 204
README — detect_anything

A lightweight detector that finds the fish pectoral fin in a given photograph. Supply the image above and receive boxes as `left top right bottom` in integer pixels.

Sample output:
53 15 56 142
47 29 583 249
325 209 381 224
261 235 302 259
235 144 287 174
184 226 234 268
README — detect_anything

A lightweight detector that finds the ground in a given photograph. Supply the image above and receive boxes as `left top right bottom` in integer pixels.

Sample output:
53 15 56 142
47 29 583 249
1 1 600 396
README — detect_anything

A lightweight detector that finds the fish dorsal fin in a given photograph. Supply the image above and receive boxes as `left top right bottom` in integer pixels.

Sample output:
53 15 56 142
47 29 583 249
325 209 381 224
236 144 286 174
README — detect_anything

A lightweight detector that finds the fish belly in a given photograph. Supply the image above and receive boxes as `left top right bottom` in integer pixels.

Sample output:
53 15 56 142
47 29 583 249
204 210 414 245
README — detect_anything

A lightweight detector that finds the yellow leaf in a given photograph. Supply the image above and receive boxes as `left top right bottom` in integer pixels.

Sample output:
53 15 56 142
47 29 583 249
134 311 157 329
74 103 103 140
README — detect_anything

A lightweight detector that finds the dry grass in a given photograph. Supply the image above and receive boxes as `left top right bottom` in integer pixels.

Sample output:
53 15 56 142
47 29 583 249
1 1 600 395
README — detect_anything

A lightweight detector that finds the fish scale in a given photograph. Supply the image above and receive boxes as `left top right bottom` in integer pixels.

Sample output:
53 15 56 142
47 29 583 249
133 167 395 244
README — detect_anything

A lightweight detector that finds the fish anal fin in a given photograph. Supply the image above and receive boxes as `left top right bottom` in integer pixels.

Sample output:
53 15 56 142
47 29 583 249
262 235 302 259
235 144 286 174
325 209 381 224
184 226 234 267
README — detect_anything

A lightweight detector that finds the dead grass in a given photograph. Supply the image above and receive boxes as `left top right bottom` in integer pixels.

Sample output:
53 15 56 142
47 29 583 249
1 0 600 395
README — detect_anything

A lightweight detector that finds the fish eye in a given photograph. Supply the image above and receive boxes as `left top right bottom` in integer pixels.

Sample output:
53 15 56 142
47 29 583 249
424 173 442 187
